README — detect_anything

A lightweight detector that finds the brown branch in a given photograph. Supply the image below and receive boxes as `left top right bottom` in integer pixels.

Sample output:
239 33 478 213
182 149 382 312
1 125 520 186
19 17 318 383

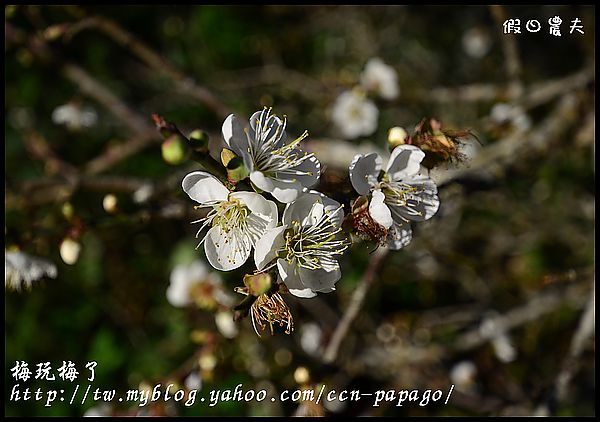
322 247 389 364
23 131 79 181
434 93 581 187
63 15 231 119
358 275 592 375
490 5 523 99
62 64 153 137
426 65 593 105
451 279 591 352
545 283 595 412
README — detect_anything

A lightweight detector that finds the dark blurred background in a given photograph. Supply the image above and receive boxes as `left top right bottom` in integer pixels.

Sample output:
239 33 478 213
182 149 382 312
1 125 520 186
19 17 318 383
5 5 595 417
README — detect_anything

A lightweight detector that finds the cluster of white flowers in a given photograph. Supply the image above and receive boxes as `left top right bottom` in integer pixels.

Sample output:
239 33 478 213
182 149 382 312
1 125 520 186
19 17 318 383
181 107 440 334
183 108 347 299
331 58 399 140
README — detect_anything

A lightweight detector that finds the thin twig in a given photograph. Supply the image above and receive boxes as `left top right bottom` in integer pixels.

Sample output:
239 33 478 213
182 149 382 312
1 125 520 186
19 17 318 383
323 247 389 363
490 5 523 99
63 15 231 119
359 276 591 374
434 93 581 187
550 283 595 408
23 131 79 181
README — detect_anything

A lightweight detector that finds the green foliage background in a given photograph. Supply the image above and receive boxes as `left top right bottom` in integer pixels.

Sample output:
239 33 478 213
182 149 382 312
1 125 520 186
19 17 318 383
5 5 595 417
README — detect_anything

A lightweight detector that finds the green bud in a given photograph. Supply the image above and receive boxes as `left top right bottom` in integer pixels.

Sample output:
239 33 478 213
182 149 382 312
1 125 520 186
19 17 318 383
188 129 210 152
161 135 187 165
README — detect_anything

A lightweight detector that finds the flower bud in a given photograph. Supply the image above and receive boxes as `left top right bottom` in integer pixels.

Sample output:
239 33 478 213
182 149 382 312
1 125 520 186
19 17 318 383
102 194 118 214
387 126 408 149
188 129 210 152
61 202 74 220
161 135 186 165
60 237 81 265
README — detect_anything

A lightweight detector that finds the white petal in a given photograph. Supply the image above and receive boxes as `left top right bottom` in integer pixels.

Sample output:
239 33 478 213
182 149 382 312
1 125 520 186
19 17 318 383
349 153 382 195
385 145 425 181
204 226 251 271
389 177 440 222
369 190 393 229
182 171 229 204
298 266 341 293
254 226 287 270
277 258 317 298
305 202 325 226
280 153 320 188
249 110 287 147
251 171 303 203
283 190 343 227
222 114 249 157
166 283 191 307
387 222 412 250
230 191 278 225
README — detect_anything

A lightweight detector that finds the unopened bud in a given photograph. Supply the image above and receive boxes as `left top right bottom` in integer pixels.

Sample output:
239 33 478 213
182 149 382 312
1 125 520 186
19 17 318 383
294 367 310 384
162 135 186 165
61 202 74 220
102 194 118 214
60 237 81 265
387 126 408 148
188 129 210 152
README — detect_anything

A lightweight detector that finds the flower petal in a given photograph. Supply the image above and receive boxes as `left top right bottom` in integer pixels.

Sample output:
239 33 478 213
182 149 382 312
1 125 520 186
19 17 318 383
277 258 317 298
254 226 287 270
204 225 251 271
222 114 249 157
349 153 382 195
298 266 341 293
390 177 440 222
387 222 412 250
369 189 393 229
250 171 303 203
385 145 425 181
283 190 343 227
182 171 229 204
277 152 321 188
249 110 287 148
230 191 278 225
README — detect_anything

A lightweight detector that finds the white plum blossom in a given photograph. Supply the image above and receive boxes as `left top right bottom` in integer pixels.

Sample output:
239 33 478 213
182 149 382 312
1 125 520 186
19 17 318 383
182 171 278 271
166 260 228 307
360 58 400 100
52 103 97 130
222 108 320 203
349 145 440 249
490 103 532 132
5 250 57 291
462 27 492 59
254 191 348 298
331 89 379 139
